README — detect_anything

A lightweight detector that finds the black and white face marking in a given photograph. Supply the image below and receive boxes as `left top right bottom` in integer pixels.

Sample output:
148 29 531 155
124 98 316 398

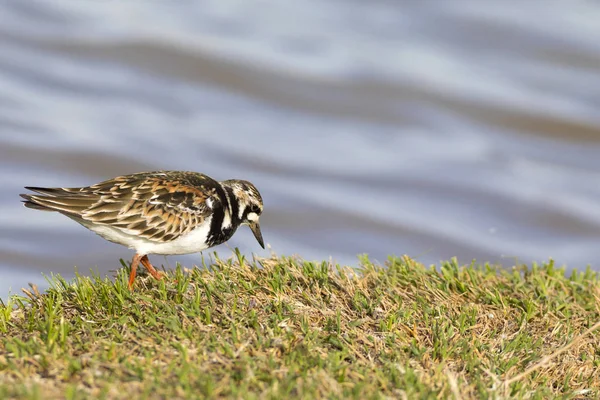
240 202 262 225
223 180 263 224
219 179 264 248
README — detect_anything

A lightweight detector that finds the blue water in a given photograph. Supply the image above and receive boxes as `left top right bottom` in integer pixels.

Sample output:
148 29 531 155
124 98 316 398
2 0 600 298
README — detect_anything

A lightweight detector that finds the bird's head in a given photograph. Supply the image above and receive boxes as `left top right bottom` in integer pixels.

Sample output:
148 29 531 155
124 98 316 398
222 179 264 248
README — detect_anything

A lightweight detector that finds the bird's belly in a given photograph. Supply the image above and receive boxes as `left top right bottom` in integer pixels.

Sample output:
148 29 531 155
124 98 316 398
79 219 213 256
139 227 212 255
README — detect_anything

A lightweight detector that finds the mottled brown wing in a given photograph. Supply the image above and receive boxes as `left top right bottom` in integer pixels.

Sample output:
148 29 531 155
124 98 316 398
23 172 222 243
83 173 220 242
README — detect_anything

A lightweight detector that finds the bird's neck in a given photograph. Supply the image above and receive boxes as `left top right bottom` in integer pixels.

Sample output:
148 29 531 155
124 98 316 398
204 184 238 247
222 185 243 228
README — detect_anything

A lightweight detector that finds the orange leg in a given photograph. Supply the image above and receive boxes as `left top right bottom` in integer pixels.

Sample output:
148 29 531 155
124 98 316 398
128 253 143 290
140 255 165 281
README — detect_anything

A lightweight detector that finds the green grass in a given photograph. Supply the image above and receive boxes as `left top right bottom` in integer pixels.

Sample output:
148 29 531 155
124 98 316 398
1 252 599 399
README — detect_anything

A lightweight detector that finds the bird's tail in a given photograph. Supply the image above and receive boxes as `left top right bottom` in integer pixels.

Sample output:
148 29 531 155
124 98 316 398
20 187 94 216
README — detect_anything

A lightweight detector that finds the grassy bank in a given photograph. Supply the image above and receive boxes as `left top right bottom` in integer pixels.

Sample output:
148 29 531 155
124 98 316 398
0 252 599 399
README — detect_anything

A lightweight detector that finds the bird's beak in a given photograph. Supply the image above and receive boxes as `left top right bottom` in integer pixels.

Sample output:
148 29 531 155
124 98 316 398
249 221 264 249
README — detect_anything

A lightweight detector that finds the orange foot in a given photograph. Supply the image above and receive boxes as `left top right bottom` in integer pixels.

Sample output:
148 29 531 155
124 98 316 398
128 254 165 290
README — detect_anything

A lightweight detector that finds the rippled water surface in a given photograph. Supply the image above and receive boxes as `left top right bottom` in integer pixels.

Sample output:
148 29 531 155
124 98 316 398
2 1 600 298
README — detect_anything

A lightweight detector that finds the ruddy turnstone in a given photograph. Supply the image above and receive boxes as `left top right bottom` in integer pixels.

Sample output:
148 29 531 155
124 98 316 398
20 171 264 289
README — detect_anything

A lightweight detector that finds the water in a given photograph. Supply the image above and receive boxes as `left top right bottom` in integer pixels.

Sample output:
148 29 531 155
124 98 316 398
1 0 600 298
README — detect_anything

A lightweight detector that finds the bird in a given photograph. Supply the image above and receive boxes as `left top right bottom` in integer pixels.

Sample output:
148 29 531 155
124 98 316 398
20 170 264 289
